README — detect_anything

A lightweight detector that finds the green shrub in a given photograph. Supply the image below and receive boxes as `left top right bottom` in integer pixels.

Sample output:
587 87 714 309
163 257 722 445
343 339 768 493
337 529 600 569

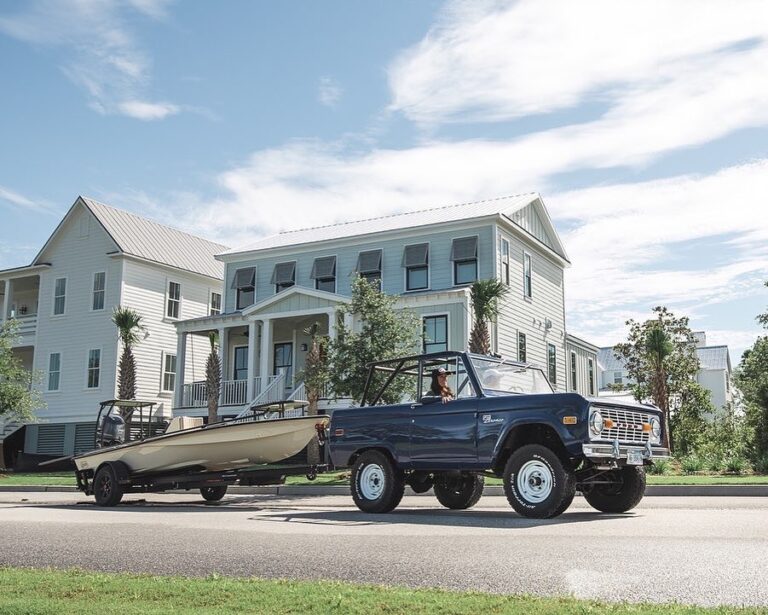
754 455 768 475
648 459 670 475
680 455 704 474
704 454 723 473
724 455 749 475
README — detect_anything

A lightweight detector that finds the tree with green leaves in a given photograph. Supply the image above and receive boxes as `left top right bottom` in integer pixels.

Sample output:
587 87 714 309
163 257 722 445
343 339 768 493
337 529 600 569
468 279 509 355
614 306 711 451
736 282 768 461
206 332 221 424
329 276 420 405
0 320 43 421
111 306 146 400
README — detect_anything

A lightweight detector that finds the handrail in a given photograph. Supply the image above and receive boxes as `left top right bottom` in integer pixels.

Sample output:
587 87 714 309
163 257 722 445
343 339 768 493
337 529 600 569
235 372 285 419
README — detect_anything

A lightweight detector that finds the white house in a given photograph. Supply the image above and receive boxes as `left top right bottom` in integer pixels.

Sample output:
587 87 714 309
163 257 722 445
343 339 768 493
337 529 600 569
0 196 226 458
172 193 596 417
596 331 734 412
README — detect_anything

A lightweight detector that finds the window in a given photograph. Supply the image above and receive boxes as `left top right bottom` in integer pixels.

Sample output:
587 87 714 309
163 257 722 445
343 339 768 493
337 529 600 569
423 315 448 353
271 262 296 293
166 281 180 319
588 359 595 396
311 256 336 293
451 236 478 285
162 353 176 392
357 249 382 287
523 252 532 298
570 351 577 391
210 291 222 316
547 343 557 385
53 278 66 315
518 332 527 363
232 267 255 310
87 349 101 389
92 272 105 311
403 243 429 291
613 371 623 384
273 343 293 385
48 353 61 391
233 346 248 381
501 238 510 285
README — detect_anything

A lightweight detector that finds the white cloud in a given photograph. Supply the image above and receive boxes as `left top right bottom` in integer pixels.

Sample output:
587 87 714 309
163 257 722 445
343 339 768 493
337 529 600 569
318 77 342 107
389 0 768 125
0 185 58 214
0 0 179 120
118 100 179 120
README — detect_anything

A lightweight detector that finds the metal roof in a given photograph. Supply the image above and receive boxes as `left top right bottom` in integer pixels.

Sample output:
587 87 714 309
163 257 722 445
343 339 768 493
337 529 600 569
81 198 228 279
597 347 626 372
222 193 562 257
697 346 731 371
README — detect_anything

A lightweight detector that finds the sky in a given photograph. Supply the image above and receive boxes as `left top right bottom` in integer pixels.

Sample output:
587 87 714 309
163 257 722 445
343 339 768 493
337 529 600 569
1 0 767 363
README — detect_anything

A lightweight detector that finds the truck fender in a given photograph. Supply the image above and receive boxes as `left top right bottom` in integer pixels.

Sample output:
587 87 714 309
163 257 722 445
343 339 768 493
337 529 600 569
491 420 570 474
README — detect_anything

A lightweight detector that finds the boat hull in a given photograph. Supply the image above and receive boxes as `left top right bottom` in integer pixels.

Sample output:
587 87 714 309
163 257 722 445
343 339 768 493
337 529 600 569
73 416 327 475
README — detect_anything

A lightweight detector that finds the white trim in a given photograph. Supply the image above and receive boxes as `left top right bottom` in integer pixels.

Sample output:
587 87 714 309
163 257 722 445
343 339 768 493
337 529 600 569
522 250 532 300
209 288 223 316
47 351 62 392
421 312 450 353
165 278 182 320
450 234 480 287
500 235 510 286
241 284 349 317
85 347 102 390
113 253 223 283
160 350 177 393
403 240 431 293
51 276 68 317
90 271 106 312
395 288 470 309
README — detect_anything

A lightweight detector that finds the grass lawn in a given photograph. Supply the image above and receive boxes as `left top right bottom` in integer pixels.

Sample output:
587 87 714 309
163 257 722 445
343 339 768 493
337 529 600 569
3 471 768 488
2 567 766 615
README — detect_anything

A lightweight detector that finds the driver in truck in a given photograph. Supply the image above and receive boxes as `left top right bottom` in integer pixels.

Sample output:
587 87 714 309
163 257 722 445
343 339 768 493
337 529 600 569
429 367 455 403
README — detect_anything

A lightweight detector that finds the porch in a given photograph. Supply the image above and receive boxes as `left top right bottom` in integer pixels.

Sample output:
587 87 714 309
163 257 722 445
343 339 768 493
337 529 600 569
1 273 42 346
173 287 350 417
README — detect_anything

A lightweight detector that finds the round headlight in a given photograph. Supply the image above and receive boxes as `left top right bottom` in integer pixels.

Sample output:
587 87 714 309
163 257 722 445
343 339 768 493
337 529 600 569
589 410 603 436
650 416 661 443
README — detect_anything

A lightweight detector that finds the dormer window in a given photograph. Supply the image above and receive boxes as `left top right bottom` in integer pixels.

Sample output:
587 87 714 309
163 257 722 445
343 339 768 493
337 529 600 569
232 267 255 310
451 236 478 285
271 262 296 293
403 243 429 291
311 256 336 293
356 249 382 288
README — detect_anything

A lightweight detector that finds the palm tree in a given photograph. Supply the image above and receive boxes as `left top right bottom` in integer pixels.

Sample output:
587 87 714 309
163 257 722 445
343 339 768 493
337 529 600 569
645 320 673 449
205 332 222 424
111 306 146 400
301 322 329 464
468 279 509 355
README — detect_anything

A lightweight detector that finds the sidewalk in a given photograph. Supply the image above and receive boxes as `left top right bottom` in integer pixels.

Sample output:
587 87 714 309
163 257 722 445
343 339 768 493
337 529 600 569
2 484 767 497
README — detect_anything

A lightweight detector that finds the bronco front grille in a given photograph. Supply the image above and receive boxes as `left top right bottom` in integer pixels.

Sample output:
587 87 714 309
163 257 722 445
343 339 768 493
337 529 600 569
596 407 652 444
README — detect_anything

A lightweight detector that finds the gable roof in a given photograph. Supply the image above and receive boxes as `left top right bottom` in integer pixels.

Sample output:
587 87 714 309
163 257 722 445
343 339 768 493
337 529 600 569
697 346 731 372
597 347 626 372
222 193 569 262
34 197 228 279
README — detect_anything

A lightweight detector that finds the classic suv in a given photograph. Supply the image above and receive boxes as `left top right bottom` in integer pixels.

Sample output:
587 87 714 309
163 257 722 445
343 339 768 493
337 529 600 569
328 351 670 518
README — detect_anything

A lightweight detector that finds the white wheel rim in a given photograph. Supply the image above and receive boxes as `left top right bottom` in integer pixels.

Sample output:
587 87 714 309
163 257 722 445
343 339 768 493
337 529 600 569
359 463 385 500
517 460 553 503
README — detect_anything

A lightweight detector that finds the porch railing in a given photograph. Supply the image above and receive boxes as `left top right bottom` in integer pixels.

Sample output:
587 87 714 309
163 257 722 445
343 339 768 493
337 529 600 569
235 373 286 419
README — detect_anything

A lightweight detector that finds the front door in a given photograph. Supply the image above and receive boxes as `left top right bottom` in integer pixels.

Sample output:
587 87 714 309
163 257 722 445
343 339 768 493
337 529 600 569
273 342 293 390
233 346 248 381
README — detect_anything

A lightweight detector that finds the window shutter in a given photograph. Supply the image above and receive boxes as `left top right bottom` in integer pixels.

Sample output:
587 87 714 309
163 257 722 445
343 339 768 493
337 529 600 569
356 249 382 273
271 262 296 284
231 267 255 289
310 256 336 279
402 243 429 267
450 237 477 261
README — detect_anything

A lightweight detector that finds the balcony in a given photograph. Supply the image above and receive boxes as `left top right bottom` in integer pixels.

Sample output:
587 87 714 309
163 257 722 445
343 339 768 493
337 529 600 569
5 314 38 346
179 376 283 409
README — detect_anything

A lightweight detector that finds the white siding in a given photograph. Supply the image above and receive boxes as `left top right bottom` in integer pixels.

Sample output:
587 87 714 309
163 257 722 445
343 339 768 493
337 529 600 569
495 226 567 390
566 340 598 397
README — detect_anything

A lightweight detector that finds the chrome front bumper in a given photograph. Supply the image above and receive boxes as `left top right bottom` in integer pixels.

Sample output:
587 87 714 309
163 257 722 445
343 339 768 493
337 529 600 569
582 440 671 462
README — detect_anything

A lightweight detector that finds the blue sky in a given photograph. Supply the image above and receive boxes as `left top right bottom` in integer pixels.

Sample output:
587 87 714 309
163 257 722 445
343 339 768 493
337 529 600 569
1 0 767 362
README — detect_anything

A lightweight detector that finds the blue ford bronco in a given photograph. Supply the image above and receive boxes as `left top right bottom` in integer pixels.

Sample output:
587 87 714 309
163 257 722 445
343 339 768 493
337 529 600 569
328 351 670 518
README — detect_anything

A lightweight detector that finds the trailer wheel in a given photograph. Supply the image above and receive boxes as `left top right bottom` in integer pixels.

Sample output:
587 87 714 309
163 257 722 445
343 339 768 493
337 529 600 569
351 450 405 513
93 463 124 507
200 485 228 502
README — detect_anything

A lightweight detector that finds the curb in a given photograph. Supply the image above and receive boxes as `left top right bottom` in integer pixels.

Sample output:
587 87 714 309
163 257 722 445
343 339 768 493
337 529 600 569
2 484 767 497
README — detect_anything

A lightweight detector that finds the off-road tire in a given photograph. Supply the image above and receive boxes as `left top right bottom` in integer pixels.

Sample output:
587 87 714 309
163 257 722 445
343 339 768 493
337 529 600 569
93 463 125 507
200 485 228 502
351 450 405 513
433 473 484 509
582 466 646 513
504 444 575 519
407 472 434 494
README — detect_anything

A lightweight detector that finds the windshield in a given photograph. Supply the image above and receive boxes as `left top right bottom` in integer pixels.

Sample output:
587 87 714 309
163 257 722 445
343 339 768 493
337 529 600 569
471 357 554 395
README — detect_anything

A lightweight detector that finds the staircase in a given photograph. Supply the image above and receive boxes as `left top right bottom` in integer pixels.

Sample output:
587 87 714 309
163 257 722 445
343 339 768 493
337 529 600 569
234 372 286 419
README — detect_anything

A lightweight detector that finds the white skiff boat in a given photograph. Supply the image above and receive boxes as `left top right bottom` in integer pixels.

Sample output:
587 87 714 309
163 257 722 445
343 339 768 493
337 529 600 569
73 400 329 475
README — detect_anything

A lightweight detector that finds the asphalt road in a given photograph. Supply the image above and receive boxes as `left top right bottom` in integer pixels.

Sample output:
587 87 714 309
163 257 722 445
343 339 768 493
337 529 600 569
1 491 767 607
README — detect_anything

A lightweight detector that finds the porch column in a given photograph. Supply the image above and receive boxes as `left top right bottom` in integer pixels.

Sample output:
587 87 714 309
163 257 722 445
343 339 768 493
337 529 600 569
173 331 187 410
2 279 12 319
218 327 227 406
246 321 257 401
327 309 337 341
260 318 272 386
